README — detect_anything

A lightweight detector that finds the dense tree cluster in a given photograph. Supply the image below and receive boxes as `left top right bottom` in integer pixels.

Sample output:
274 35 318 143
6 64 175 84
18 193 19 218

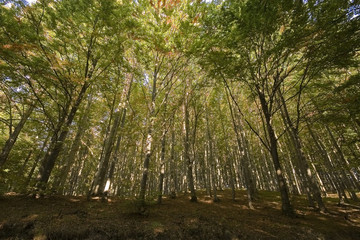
1 0 359 215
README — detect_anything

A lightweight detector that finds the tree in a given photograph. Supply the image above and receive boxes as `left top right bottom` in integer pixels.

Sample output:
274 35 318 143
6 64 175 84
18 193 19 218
201 0 359 215
17 0 135 191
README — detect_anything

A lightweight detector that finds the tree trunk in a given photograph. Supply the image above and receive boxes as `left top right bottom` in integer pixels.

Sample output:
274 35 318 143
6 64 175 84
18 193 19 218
37 82 90 190
169 126 178 197
56 96 92 193
157 91 170 203
206 111 219 202
92 109 123 195
92 77 133 196
157 129 166 203
26 134 50 188
184 93 197 202
0 104 35 168
139 66 158 207
205 147 212 197
258 93 293 216
104 115 125 197
278 92 326 211
18 150 33 177
325 125 359 200
68 142 89 196
225 152 236 201
224 88 254 207
306 122 349 203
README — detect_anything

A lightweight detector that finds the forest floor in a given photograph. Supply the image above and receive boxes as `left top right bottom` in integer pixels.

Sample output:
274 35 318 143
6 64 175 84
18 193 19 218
0 190 359 240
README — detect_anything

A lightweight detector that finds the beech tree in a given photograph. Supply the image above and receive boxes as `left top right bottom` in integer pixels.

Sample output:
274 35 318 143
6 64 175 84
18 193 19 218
200 0 359 215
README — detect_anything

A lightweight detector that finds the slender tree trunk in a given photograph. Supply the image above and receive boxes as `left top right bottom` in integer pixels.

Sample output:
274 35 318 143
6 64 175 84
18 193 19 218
104 87 131 198
278 93 326 211
206 111 219 202
306 122 349 203
139 122 154 205
92 77 133 196
92 109 122 195
0 104 35 168
336 129 360 190
37 82 90 190
169 126 177 197
205 147 212 197
307 154 327 195
68 142 89 196
261 147 276 191
224 88 254 207
325 125 359 201
104 121 124 196
101 161 116 200
258 93 293 215
184 91 197 202
56 96 92 193
157 92 170 203
139 65 158 207
157 129 166 203
26 134 50 188
226 152 236 201
10 150 33 191
18 150 33 177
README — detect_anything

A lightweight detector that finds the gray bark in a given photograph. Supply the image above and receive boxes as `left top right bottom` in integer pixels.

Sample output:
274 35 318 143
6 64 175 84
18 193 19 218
139 65 158 206
205 111 219 202
184 93 197 202
157 129 166 203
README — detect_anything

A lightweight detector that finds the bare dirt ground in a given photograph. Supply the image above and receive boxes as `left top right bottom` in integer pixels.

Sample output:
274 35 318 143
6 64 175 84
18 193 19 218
0 190 359 239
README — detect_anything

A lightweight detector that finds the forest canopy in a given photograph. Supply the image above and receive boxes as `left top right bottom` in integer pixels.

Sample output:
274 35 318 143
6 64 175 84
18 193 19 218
0 0 360 218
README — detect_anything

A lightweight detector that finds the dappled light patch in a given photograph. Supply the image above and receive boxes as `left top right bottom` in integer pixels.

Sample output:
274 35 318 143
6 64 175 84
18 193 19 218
149 221 165 235
198 198 213 204
69 198 80 202
22 214 38 221
316 216 327 221
3 192 21 196
153 226 164 234
232 203 252 210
